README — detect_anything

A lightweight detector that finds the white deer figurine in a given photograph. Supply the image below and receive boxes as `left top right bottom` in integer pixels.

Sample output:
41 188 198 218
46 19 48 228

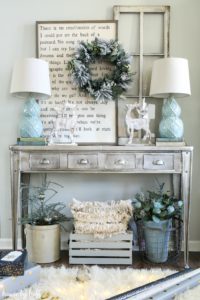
125 98 151 144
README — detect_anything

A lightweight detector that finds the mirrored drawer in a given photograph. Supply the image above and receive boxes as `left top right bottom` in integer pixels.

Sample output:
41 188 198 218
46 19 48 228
102 153 136 170
143 154 175 170
30 154 60 170
68 154 98 169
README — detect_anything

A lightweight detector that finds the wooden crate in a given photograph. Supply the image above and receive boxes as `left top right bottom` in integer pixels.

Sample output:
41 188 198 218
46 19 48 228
69 231 133 265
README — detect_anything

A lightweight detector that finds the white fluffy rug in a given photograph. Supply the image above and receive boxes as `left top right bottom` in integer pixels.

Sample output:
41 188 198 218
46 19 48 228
8 266 200 300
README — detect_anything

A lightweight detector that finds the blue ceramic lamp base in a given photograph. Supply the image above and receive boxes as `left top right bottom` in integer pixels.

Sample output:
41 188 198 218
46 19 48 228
159 96 184 140
20 97 43 138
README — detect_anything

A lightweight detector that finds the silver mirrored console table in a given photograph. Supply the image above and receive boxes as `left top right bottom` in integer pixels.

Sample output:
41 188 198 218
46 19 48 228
9 145 193 267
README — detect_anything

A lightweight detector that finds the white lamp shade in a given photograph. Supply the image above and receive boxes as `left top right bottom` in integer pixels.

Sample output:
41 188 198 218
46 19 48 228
150 57 191 98
10 58 51 100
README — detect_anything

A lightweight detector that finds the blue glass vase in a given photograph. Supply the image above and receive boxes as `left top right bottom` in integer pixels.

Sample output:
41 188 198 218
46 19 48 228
159 97 184 139
20 98 43 138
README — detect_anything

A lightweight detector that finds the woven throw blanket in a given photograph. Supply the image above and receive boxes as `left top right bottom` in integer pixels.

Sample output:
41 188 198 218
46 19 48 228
70 198 133 237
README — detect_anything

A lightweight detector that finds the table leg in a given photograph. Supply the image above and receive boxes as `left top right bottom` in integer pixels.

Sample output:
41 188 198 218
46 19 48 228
10 151 21 250
21 173 30 248
172 173 182 256
181 151 193 268
172 174 181 199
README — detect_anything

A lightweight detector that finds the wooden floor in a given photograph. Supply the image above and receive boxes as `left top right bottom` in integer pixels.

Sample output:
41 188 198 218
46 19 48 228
42 251 200 271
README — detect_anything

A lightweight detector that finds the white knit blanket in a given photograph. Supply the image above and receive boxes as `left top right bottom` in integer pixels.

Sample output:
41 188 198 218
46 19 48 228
70 198 133 237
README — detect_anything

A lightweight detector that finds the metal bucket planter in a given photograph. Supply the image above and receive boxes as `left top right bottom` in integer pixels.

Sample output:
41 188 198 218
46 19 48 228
25 224 60 263
143 219 172 263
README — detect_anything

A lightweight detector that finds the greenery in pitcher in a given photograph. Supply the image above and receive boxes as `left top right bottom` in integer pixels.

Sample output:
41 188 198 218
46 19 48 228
132 182 183 223
20 177 68 226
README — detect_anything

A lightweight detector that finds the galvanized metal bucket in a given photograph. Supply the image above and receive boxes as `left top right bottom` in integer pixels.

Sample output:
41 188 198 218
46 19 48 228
143 219 172 263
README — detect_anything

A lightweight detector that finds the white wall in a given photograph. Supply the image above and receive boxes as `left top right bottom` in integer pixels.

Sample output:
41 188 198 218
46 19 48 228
0 0 200 247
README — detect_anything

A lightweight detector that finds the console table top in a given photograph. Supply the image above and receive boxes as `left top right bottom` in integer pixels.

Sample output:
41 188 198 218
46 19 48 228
9 144 193 152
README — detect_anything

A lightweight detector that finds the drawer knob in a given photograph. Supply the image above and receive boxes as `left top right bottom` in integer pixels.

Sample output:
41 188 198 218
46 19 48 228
40 158 50 165
78 159 89 165
152 159 165 166
115 159 127 166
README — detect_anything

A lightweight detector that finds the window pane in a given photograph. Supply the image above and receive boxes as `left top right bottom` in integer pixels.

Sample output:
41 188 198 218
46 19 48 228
142 55 164 96
143 13 164 54
118 13 140 54
126 56 140 97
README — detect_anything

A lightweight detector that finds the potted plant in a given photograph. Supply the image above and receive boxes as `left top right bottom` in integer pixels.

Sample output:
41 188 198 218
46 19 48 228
21 178 68 263
132 182 183 263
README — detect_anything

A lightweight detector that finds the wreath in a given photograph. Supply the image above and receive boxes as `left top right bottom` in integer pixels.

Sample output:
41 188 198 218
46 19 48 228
67 38 132 101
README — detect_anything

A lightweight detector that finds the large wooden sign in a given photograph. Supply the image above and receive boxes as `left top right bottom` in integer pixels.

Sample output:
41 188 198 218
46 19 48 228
36 21 117 144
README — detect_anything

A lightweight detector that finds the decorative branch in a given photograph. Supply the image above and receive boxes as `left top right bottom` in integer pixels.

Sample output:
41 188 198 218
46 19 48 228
20 177 69 225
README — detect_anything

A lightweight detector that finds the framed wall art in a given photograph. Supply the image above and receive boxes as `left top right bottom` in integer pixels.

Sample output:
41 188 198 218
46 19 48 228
36 20 118 145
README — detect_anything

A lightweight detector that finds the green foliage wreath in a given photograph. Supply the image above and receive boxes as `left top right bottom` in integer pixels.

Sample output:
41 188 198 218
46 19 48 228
68 38 132 101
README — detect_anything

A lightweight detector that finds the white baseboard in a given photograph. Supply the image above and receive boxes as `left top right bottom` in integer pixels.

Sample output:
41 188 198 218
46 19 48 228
188 241 200 252
1 238 200 252
0 238 69 250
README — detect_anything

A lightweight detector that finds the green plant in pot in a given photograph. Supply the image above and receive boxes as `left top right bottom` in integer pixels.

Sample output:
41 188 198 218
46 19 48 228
20 177 68 264
132 182 183 263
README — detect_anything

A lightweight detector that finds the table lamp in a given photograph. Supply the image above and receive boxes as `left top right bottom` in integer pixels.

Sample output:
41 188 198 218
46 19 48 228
149 57 191 140
10 58 51 138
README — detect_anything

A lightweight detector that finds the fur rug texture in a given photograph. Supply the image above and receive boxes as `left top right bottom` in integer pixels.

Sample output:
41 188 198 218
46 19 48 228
8 266 200 300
